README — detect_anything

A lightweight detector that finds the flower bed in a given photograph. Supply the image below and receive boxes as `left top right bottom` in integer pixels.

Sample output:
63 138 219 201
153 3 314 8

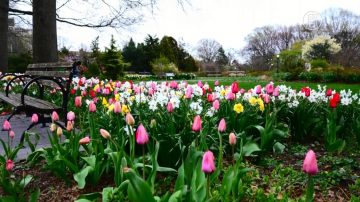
1 77 360 201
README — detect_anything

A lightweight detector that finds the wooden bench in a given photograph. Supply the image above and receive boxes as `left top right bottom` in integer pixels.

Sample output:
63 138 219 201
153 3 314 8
205 71 222 77
0 62 77 142
227 71 246 77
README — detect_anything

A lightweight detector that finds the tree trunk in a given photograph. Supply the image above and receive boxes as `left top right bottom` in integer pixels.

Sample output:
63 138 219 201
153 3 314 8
0 0 9 72
33 0 58 63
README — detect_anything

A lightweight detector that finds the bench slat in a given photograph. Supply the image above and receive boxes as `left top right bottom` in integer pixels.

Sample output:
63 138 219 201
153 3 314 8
0 93 61 111
25 70 71 78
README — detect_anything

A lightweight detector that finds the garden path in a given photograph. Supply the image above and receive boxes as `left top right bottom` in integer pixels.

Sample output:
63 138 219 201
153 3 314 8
0 114 52 161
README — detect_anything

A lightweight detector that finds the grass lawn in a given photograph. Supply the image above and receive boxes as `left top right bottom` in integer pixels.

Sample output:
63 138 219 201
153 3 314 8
186 76 360 92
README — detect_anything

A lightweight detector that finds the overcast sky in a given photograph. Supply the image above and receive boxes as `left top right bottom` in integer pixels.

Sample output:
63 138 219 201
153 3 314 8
56 0 360 58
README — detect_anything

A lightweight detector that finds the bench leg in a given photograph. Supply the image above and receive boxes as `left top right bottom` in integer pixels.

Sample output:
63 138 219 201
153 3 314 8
7 108 21 121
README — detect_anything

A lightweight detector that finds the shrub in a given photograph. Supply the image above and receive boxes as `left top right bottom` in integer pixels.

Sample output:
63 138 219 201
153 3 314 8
273 72 297 81
8 53 32 73
321 72 337 82
174 73 196 80
298 72 321 82
311 59 329 68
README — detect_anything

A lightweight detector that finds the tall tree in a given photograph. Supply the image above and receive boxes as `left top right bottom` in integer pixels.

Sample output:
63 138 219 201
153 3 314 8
0 0 9 72
197 38 221 63
32 0 57 63
215 46 229 67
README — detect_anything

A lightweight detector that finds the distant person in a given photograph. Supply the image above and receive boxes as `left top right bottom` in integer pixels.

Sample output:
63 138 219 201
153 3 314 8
72 61 82 78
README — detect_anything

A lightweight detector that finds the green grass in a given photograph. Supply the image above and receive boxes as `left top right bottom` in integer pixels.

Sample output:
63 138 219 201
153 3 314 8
186 76 360 92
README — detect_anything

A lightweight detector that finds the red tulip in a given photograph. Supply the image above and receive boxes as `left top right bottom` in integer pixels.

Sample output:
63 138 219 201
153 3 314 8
231 82 239 94
136 124 149 145
301 87 311 97
303 150 318 175
218 118 226 132
207 93 213 102
326 89 332 97
2 120 11 131
192 115 202 132
202 151 216 174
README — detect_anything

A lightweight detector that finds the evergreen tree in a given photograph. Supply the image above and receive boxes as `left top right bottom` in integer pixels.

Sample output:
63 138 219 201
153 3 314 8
215 47 229 67
101 35 129 79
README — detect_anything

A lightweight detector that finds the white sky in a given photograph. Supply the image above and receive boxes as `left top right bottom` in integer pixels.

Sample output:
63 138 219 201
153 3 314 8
56 0 360 59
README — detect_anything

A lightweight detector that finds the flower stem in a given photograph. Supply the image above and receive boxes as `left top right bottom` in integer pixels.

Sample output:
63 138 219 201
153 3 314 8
306 175 314 202
142 145 145 179
207 174 210 199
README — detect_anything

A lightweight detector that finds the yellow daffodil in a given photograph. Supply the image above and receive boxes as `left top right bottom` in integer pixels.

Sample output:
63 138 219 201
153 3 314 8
233 103 244 113
249 97 257 106
122 104 130 114
127 89 132 94
130 96 135 102
102 97 109 107
107 104 114 112
220 89 226 96
115 93 120 101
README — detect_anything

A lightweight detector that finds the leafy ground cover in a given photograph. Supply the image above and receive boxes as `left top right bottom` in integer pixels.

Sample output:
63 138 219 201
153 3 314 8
0 76 359 201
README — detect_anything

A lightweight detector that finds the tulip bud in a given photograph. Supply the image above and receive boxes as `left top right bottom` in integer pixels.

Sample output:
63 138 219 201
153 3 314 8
75 96 82 107
218 118 226 132
50 123 57 132
79 136 91 145
2 120 11 131
167 102 174 113
192 115 202 132
113 101 121 113
6 159 14 171
9 130 15 139
202 151 215 174
66 121 74 131
51 111 59 122
100 129 111 139
67 111 75 121
125 113 135 126
303 150 318 175
229 132 236 145
31 114 39 124
89 101 96 112
213 99 220 110
150 119 157 128
135 124 149 145
57 127 63 137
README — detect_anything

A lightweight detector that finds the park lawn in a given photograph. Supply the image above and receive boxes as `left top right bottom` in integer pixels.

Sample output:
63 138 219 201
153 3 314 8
187 76 360 92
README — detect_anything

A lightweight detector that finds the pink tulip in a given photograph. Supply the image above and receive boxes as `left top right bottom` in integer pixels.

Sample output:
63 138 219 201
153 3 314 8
265 83 274 95
81 90 87 97
273 87 280 97
9 130 15 139
255 85 262 94
170 81 178 89
6 159 14 171
225 92 235 100
207 93 213 102
31 114 39 124
197 80 203 88
2 120 11 131
202 151 216 174
192 115 202 132
229 132 236 145
213 99 220 110
66 121 74 131
79 136 91 145
136 124 149 145
148 88 154 96
214 80 219 86
167 102 174 113
75 96 82 107
89 101 96 112
67 111 75 121
303 150 318 175
218 118 226 132
51 111 59 122
125 113 135 126
231 82 239 94
263 94 270 104
113 102 121 113
100 129 111 139
185 86 193 99
240 88 245 94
